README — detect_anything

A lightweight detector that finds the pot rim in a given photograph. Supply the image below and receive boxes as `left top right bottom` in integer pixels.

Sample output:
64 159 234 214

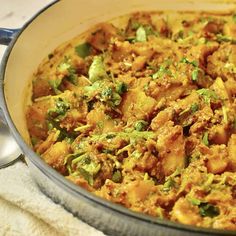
0 1 235 235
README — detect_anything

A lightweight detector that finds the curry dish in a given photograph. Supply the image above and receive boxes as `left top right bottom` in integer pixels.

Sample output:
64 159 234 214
26 11 236 229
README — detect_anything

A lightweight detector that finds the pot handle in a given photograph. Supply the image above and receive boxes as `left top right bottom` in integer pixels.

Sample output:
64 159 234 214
0 28 19 46
0 28 23 167
0 28 20 120
0 28 20 123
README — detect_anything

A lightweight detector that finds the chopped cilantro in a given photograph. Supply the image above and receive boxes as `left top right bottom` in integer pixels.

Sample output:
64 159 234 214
192 68 199 81
134 120 148 131
101 87 122 107
216 34 236 44
68 154 101 186
116 82 128 95
197 88 218 105
131 21 141 30
143 25 158 36
189 197 202 206
48 97 70 117
112 170 122 183
233 14 236 23
180 57 198 67
126 36 136 43
88 56 108 83
57 61 71 73
175 30 184 39
180 57 202 81
77 167 94 185
66 73 78 85
111 92 122 106
199 203 220 218
136 26 147 42
75 42 91 58
190 103 199 113
163 178 175 192
55 98 70 116
101 87 113 99
189 198 220 218
102 149 114 154
202 132 209 146
48 79 62 94
152 60 172 79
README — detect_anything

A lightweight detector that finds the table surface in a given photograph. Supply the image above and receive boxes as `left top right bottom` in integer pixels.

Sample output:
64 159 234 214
0 0 54 61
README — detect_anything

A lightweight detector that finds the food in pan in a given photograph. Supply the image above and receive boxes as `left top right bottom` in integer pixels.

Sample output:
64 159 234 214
26 10 236 229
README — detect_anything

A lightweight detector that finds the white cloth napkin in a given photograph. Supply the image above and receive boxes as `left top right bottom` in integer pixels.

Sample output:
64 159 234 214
0 161 105 236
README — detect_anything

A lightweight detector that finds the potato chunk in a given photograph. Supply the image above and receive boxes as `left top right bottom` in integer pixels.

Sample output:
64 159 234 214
120 89 156 122
157 123 185 176
87 23 119 51
228 134 236 171
171 198 202 225
42 141 70 175
205 145 229 174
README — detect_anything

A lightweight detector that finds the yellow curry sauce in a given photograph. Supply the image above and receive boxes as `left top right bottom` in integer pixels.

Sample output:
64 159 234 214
27 11 236 229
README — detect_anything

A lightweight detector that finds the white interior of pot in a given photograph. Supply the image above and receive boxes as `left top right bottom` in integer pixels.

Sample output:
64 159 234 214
3 0 235 144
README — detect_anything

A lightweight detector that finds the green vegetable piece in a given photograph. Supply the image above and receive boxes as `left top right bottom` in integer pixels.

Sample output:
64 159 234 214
126 36 136 43
143 25 157 36
55 98 70 116
216 34 236 44
47 121 54 130
106 134 116 139
192 68 199 81
82 161 101 176
31 136 39 146
131 21 141 30
163 178 175 192
48 97 70 117
57 61 71 74
112 170 122 183
190 103 199 113
102 149 114 154
152 66 172 79
70 154 101 186
111 92 122 106
233 14 236 23
101 87 122 107
66 73 78 85
202 132 209 146
199 203 220 218
88 56 108 83
48 79 62 94
134 120 148 131
180 57 198 67
116 82 128 95
152 60 173 79
176 30 184 39
78 168 94 186
197 88 218 105
75 42 91 58
56 58 78 85
101 87 113 99
136 26 147 42
189 198 202 206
